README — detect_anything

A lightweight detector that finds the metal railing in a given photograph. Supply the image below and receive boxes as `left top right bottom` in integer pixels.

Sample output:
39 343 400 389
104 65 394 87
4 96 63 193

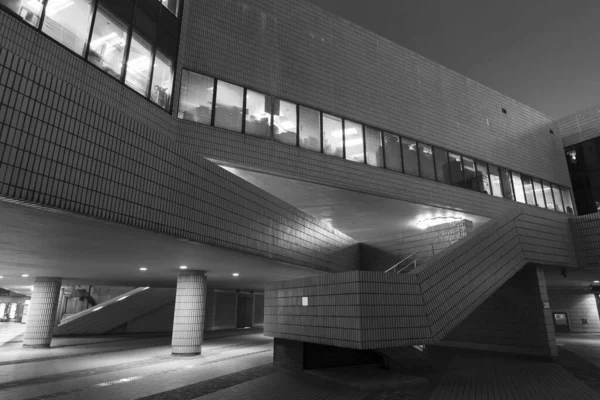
384 250 423 274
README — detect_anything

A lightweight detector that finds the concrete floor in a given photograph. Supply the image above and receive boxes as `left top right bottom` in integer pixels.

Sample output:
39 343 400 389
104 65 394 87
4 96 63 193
1 324 600 400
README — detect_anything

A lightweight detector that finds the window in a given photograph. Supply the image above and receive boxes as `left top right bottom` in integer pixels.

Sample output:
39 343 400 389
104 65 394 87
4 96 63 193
125 32 153 96
418 143 435 180
522 176 536 206
552 184 564 212
150 51 174 110
434 148 450 184
475 160 491 195
365 127 384 167
322 114 343 158
299 106 321 152
177 71 214 124
448 153 464 187
500 169 514 200
561 187 575 215
463 157 477 191
532 178 546 208
273 100 297 146
87 4 129 79
402 138 419 176
488 165 503 198
344 121 364 163
1 0 44 27
214 81 244 132
383 132 402 172
543 182 555 210
244 90 272 138
161 0 179 16
42 0 95 56
511 172 526 203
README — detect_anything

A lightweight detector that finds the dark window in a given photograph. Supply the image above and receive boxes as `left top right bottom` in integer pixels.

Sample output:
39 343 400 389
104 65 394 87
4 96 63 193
42 0 95 56
322 114 344 158
463 157 477 191
522 176 536 206
500 168 514 200
365 127 384 167
273 100 297 146
448 152 464 187
383 132 402 172
402 138 419 176
532 178 546 208
177 70 214 124
502 108 507 114
511 172 526 203
299 106 321 152
475 160 491 195
418 143 435 180
561 187 575 215
489 165 503 198
245 90 272 138
434 148 450 184
214 80 244 132
344 121 364 163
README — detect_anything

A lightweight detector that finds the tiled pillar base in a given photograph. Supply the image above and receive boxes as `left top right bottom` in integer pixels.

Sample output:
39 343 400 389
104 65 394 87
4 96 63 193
171 270 207 355
23 277 62 348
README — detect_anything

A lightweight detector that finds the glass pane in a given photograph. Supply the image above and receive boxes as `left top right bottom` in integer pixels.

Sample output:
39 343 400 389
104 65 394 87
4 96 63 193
150 51 173 110
177 70 213 124
344 121 364 163
532 178 546 208
543 182 555 210
161 0 179 16
383 132 402 172
322 114 343 158
511 172 526 203
561 187 575 215
500 169 514 200
244 90 272 138
2 0 44 27
402 138 419 176
299 106 321 152
418 143 435 180
448 153 464 187
552 184 564 212
522 176 536 205
42 0 95 56
365 127 384 167
489 165 503 198
214 81 244 132
273 100 297 146
463 157 477 190
434 148 450 184
475 160 491 195
125 33 153 96
87 5 128 79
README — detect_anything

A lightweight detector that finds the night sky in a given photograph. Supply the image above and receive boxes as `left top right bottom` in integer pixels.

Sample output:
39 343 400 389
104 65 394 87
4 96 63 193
307 0 600 119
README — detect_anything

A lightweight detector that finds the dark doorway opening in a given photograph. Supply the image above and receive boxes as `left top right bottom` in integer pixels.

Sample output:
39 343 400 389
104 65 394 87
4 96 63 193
236 292 254 328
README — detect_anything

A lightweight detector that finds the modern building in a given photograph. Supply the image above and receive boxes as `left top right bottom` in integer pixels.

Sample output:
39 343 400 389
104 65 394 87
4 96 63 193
0 0 599 366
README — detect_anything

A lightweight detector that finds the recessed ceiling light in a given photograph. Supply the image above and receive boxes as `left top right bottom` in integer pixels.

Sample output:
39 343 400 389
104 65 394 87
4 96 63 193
21 274 29 278
594 281 599 284
232 273 240 277
180 266 188 270
139 267 147 271
0 276 3 279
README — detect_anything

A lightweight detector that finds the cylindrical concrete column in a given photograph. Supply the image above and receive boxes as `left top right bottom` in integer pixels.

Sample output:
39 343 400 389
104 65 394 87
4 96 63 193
23 277 62 348
171 269 207 355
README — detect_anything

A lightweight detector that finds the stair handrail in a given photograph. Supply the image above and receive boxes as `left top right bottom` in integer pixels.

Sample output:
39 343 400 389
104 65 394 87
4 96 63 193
385 250 419 273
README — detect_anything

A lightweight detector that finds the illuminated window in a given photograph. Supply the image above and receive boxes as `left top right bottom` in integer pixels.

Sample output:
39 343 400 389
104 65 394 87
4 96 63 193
561 187 575 215
214 81 244 132
1 0 44 27
462 157 477 190
552 184 565 212
418 143 435 180
299 106 321 152
88 4 129 79
488 165 503 198
125 33 153 96
344 120 364 163
178 71 214 124
500 168 514 200
42 0 95 56
244 90 272 138
150 51 174 110
448 153 464 187
543 181 555 210
322 114 343 158
532 178 546 208
522 176 536 205
511 172 526 203
475 160 491 195
434 148 450 184
273 100 297 146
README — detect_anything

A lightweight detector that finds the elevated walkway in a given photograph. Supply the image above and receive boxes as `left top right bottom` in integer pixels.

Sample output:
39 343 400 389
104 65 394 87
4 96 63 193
265 206 576 353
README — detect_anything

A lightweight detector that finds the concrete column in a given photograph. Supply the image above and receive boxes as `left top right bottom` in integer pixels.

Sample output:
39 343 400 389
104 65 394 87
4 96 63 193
171 269 207 355
23 277 62 348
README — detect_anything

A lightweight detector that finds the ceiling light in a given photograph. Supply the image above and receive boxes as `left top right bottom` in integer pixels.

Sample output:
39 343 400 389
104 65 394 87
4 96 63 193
594 281 599 284
416 216 463 230
232 273 240 277
139 267 147 271
180 266 188 270
21 274 29 278
0 276 3 279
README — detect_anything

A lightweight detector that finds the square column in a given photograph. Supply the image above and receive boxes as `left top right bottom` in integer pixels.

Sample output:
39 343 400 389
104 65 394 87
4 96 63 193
23 277 62 348
171 269 207 355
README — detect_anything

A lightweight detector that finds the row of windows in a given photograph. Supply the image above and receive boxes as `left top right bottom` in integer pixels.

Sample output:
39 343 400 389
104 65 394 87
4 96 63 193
1 0 181 110
178 69 576 215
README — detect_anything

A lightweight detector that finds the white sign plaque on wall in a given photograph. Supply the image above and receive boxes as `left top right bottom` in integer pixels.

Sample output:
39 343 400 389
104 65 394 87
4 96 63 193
302 297 308 307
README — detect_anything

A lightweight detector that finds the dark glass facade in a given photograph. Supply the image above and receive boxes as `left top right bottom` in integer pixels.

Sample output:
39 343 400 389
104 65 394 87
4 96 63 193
565 138 600 215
